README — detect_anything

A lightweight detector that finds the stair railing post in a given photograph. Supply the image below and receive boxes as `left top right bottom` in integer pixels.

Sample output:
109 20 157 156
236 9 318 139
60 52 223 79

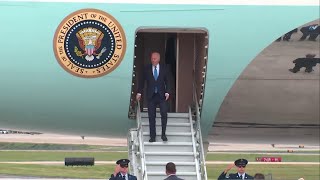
188 106 201 180
136 101 147 180
192 81 208 180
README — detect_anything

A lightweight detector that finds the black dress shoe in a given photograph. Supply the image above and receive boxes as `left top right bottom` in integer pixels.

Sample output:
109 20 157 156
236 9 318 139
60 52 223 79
289 69 297 73
149 138 155 142
161 135 168 141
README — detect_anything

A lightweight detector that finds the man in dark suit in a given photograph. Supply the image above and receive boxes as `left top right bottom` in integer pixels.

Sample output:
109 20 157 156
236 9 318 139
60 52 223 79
283 28 298 41
109 159 137 180
164 162 183 180
276 28 298 41
289 54 320 73
253 173 265 180
299 24 319 41
309 25 320 41
136 52 170 142
218 159 253 179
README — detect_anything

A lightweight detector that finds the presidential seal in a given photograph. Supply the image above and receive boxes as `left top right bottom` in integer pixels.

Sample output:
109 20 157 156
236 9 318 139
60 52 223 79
53 9 126 78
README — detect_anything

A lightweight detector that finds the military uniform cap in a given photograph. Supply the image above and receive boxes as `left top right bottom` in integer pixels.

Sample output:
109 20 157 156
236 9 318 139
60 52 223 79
116 159 130 167
234 159 248 166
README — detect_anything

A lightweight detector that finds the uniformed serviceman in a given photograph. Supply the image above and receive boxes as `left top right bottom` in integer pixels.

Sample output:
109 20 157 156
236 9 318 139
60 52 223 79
299 24 319 41
109 159 137 180
289 54 320 73
218 159 253 180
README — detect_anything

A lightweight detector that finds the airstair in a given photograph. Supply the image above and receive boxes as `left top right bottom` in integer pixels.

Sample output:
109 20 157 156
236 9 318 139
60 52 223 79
128 100 207 180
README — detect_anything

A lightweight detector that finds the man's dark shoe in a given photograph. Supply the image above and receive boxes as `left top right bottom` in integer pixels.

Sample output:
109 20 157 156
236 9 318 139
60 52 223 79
161 135 168 141
149 138 155 142
289 69 297 73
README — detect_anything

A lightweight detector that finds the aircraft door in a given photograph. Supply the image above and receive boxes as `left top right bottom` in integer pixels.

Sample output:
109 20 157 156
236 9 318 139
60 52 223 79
176 33 195 112
129 29 208 119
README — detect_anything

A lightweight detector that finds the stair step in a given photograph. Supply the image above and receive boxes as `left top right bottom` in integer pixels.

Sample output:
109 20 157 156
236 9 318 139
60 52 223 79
146 175 198 180
137 113 199 180
142 122 190 126
145 152 194 156
145 152 195 162
143 132 193 142
141 117 190 123
143 132 192 142
143 132 193 136
141 112 189 118
145 155 195 162
146 161 196 172
144 142 193 146
146 161 196 165
142 125 191 133
147 171 197 176
144 142 193 152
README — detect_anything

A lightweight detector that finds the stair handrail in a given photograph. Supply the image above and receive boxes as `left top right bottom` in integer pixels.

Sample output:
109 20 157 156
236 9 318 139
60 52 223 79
136 101 147 180
192 83 208 180
194 99 208 180
188 106 201 180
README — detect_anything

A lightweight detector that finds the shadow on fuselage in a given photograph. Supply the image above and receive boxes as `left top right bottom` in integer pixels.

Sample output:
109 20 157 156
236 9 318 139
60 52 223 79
211 20 320 145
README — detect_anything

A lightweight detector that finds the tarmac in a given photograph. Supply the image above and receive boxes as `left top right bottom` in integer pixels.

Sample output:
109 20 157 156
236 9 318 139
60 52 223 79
1 133 319 152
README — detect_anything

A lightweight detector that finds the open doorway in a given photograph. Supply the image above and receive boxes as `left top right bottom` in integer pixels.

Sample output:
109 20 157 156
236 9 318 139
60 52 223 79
129 28 208 117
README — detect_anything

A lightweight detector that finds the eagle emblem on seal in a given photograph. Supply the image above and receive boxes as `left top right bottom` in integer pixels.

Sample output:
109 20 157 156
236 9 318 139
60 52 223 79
53 9 126 78
75 27 107 61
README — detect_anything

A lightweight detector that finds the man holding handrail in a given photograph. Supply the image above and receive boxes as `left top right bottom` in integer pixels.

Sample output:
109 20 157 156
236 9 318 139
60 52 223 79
136 51 171 142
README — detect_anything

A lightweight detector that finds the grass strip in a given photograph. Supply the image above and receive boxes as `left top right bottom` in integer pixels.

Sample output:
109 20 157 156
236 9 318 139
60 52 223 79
0 142 127 151
0 151 127 161
0 164 318 180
